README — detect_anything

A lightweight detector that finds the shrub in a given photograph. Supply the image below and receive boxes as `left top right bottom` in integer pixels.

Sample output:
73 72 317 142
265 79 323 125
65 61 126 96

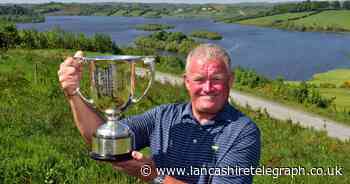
340 80 350 88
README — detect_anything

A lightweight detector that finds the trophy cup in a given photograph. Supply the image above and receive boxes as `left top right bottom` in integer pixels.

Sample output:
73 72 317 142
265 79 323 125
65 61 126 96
75 55 155 161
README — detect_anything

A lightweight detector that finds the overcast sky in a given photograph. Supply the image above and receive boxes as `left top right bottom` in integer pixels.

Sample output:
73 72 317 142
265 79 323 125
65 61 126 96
0 0 305 4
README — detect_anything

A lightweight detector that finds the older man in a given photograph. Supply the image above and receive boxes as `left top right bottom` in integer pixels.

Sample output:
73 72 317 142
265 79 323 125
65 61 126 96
58 43 261 184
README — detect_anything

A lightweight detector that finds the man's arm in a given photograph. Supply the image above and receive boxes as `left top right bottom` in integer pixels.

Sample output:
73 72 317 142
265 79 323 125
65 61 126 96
67 95 104 144
58 51 103 145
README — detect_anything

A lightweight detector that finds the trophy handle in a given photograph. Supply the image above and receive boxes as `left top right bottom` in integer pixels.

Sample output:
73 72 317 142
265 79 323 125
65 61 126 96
130 57 155 103
73 57 95 106
76 87 94 105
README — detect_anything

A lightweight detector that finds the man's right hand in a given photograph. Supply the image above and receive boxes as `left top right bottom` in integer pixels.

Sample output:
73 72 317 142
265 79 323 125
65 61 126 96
58 51 84 97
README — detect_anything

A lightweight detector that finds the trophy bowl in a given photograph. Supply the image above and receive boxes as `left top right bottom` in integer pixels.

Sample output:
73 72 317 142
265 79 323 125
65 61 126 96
76 55 155 161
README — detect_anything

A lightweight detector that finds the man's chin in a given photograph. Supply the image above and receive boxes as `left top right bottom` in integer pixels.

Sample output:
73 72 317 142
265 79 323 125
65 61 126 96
197 104 220 114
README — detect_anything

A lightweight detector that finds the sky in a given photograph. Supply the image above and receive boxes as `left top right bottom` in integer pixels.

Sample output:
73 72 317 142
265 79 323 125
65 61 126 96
0 0 305 4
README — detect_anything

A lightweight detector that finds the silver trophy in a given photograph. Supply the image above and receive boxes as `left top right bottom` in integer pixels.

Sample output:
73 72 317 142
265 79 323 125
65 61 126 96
76 55 155 161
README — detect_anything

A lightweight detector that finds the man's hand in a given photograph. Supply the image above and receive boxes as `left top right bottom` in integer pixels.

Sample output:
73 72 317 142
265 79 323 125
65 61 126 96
164 176 187 184
58 51 83 97
112 151 158 182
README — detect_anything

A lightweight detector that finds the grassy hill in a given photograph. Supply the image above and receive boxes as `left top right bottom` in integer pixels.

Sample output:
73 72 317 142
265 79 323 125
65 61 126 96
1 49 349 183
309 69 350 110
293 10 350 31
237 10 350 32
238 12 312 26
310 69 350 87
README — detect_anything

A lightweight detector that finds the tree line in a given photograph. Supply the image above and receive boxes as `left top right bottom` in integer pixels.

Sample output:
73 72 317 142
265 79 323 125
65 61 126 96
0 22 120 54
220 0 350 23
0 22 186 76
271 0 350 15
0 22 199 56
0 5 44 23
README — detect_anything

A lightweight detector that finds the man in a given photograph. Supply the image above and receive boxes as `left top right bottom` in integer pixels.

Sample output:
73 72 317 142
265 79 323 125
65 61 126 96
58 43 261 183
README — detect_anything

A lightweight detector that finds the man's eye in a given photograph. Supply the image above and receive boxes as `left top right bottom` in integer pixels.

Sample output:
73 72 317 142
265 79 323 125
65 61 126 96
212 77 224 81
193 78 204 82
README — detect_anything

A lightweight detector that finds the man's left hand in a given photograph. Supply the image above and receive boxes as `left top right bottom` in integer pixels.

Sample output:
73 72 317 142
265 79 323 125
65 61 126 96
111 151 157 182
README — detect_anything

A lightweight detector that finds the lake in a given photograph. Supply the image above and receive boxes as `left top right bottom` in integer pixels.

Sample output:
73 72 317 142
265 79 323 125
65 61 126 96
17 16 350 81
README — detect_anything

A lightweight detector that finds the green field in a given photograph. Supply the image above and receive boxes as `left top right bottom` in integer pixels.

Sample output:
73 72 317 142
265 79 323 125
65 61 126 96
1 49 350 183
319 88 350 110
237 10 350 32
238 12 311 26
293 10 350 31
287 69 350 117
309 69 350 110
310 69 350 87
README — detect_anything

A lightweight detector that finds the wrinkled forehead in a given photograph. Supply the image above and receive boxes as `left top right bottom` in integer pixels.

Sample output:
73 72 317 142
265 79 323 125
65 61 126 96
186 58 230 76
187 56 229 73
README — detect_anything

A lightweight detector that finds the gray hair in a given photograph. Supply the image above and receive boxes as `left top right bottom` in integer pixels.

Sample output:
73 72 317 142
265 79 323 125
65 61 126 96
185 43 231 73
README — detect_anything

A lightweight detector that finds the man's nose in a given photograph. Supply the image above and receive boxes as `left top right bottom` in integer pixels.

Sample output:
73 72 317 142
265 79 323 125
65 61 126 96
203 80 213 92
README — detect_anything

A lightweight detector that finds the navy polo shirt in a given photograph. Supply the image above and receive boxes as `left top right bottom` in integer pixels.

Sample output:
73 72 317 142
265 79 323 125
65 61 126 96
121 102 261 184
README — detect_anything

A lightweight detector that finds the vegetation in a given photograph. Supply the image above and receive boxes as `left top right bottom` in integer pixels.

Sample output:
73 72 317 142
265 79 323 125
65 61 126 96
0 49 187 184
238 12 313 26
0 21 20 53
234 67 335 108
190 30 222 40
1 49 349 183
309 69 350 87
270 0 349 14
238 10 350 32
0 5 45 23
5 1 350 32
0 22 120 53
134 23 174 31
155 55 185 75
213 1 350 32
239 106 350 184
318 88 350 111
291 10 350 31
234 67 350 124
1 22 348 124
134 31 198 54
15 1 272 21
290 69 350 113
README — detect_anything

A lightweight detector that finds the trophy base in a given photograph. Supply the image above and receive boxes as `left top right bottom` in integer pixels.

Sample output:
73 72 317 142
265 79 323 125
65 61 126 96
90 152 132 161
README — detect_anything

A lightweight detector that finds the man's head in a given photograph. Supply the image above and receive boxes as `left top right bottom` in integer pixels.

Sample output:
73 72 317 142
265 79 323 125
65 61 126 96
184 43 233 118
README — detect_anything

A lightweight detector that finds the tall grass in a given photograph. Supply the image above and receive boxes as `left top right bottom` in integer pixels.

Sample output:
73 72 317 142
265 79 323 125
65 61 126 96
1 49 349 183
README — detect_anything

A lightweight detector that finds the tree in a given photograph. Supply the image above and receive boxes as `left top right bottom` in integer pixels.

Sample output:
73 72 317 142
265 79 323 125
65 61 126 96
330 1 341 9
343 1 350 9
0 22 20 50
20 29 37 49
92 33 112 52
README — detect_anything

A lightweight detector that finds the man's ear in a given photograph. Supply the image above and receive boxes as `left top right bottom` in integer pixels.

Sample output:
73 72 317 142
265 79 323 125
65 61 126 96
228 72 234 88
183 73 190 90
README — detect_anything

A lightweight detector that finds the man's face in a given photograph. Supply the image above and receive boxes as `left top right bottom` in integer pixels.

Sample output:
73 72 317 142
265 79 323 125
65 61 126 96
184 57 233 115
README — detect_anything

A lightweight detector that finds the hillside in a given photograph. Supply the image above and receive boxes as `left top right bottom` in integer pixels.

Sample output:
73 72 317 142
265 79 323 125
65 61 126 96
238 10 350 32
0 49 349 183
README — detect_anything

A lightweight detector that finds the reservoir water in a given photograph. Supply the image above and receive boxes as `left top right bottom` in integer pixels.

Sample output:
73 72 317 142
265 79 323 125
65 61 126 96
17 16 350 80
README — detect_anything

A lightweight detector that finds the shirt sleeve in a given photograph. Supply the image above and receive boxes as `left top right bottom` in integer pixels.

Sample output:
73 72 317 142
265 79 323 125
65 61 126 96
120 106 160 150
212 121 261 184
